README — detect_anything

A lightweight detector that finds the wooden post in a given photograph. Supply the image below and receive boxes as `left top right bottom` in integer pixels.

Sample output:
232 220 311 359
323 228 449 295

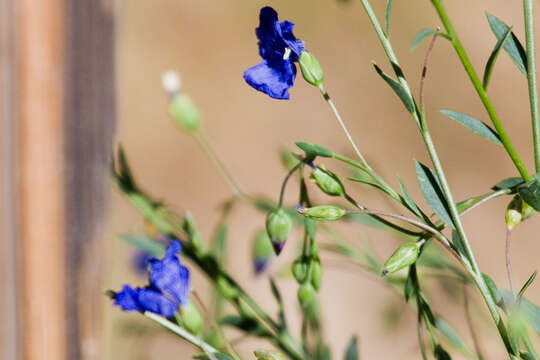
17 0 67 359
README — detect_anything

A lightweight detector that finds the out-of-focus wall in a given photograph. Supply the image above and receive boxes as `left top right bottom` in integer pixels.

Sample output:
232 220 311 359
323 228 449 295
105 1 540 359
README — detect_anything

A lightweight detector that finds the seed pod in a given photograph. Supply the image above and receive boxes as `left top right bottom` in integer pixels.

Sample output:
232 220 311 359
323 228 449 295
310 261 322 291
299 51 324 88
180 302 203 336
310 166 345 197
252 230 275 274
168 94 200 133
292 258 309 283
299 205 346 221
297 282 316 309
265 209 292 254
382 242 422 275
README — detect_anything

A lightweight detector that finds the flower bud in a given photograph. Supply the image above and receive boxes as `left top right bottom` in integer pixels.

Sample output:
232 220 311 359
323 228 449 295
179 302 203 336
298 205 346 221
280 149 300 171
252 230 275 274
310 166 345 197
217 275 239 300
168 94 200 133
505 195 536 230
292 258 309 283
382 242 421 275
254 350 286 360
299 51 324 88
310 261 322 291
297 283 316 309
265 209 293 254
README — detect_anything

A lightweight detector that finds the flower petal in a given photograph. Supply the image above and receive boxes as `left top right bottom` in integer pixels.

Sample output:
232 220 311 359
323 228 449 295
243 60 296 100
113 285 143 312
279 21 304 60
137 286 179 317
149 240 190 306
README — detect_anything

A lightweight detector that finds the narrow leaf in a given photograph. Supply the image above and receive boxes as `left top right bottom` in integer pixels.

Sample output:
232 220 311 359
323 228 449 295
120 233 165 257
373 63 415 113
501 291 540 334
295 142 333 158
345 336 359 360
415 161 454 228
384 0 393 37
518 179 540 211
440 109 502 145
434 318 469 353
483 25 513 89
482 273 502 304
398 177 424 219
486 13 527 75
493 177 524 190
193 353 234 360
519 270 537 298
410 29 438 50
451 230 467 259
348 176 393 195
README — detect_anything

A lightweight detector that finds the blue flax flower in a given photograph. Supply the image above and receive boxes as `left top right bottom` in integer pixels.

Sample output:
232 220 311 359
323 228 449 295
112 240 190 317
243 6 305 100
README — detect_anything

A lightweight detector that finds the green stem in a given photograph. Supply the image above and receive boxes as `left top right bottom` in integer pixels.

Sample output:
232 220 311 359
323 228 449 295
524 0 540 171
430 0 532 181
279 163 301 208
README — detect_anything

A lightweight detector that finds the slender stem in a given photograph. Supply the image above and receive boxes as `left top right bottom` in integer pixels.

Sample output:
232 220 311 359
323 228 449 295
145 312 219 354
524 0 540 171
195 132 246 198
506 228 517 297
463 285 484 360
279 163 301 207
420 30 439 113
430 0 532 181
417 309 428 360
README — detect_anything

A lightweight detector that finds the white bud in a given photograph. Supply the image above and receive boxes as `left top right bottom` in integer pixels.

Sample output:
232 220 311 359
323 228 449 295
161 70 182 96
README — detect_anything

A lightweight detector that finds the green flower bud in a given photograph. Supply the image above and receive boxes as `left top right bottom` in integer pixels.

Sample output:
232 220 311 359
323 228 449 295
299 51 324 88
203 328 223 349
310 166 345 197
505 195 536 230
280 149 300 171
292 258 309 283
299 205 346 221
254 350 286 360
382 242 422 275
216 275 239 300
297 282 316 309
168 94 200 133
265 209 292 255
252 230 275 274
311 261 322 291
180 302 203 336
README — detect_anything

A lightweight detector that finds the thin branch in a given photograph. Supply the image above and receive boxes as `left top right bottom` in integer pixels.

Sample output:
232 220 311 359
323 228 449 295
419 28 440 113
506 228 517 297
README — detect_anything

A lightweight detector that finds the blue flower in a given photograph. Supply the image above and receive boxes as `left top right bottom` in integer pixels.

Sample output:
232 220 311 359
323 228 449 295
112 240 190 317
243 6 305 100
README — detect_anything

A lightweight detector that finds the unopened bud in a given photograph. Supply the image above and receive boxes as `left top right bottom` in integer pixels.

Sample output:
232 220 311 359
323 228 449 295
297 283 316 309
168 94 200 133
254 350 286 360
180 302 203 336
252 230 275 274
217 275 239 300
265 209 292 255
299 51 324 88
382 241 422 275
310 166 345 197
162 70 182 96
298 205 346 221
310 261 322 291
292 258 309 283
505 195 535 230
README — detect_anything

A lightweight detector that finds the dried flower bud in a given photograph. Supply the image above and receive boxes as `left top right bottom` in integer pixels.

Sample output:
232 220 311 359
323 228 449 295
252 230 275 274
299 51 324 88
310 166 345 197
265 209 293 254
382 242 422 275
179 302 203 336
298 205 346 221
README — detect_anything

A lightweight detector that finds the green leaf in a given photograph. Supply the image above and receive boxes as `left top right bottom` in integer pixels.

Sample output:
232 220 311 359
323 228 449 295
219 315 269 337
434 318 469 353
451 230 467 259
482 273 502 304
493 177 524 190
295 142 333 158
483 25 513 89
415 161 454 229
345 336 359 360
440 109 502 145
410 29 438 50
254 350 285 360
384 0 393 37
193 353 234 360
434 345 452 360
373 63 415 113
519 270 537 298
348 176 393 195
211 222 228 265
486 13 527 75
518 179 540 211
501 290 540 334
398 177 424 219
120 233 165 257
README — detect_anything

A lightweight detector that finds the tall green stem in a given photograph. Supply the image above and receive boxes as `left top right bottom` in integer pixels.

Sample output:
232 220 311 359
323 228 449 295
524 0 540 171
430 0 532 181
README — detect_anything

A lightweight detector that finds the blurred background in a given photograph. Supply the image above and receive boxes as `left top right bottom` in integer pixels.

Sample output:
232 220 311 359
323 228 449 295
2 0 540 359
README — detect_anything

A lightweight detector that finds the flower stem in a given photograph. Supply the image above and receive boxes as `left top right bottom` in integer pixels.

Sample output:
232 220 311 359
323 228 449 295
506 228 517 297
430 0 532 182
524 0 540 171
278 163 301 208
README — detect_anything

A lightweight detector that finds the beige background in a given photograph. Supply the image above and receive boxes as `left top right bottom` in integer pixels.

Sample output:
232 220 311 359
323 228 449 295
102 1 540 359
